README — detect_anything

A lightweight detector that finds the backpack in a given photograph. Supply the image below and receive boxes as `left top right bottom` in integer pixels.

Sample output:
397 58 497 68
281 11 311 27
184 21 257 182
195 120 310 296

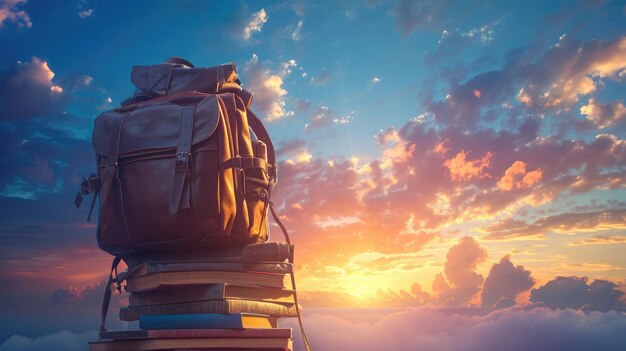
75 58 277 256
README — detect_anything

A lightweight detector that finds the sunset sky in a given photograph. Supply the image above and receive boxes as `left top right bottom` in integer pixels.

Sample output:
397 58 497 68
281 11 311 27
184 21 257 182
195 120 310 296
1 1 625 350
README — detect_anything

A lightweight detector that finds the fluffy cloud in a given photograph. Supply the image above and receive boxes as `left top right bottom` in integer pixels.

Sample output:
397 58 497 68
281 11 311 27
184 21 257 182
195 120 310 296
496 161 543 191
443 150 492 181
580 98 626 129
0 0 31 29
481 255 535 308
0 331 97 351
242 54 295 121
0 58 66 120
280 307 626 351
242 8 267 41
432 236 488 305
530 276 625 312
421 36 626 131
6 307 626 351
516 35 626 110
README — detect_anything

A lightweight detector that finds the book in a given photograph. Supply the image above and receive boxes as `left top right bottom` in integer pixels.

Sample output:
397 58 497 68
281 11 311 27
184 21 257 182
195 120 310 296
120 299 299 321
100 327 291 340
88 337 292 351
138 313 278 330
129 284 295 306
123 242 293 268
124 261 293 280
124 271 290 293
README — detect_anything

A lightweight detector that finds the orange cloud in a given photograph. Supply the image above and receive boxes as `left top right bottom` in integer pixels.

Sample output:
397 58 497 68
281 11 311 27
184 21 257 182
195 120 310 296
569 235 626 246
443 150 492 181
497 161 543 191
580 98 626 129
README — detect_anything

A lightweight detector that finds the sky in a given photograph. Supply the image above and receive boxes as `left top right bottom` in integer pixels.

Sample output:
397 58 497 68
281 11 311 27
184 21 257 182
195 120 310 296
0 0 625 350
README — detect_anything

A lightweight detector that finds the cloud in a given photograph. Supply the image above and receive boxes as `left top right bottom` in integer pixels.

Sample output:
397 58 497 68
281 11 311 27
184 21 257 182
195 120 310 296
77 9 93 19
432 236 488 305
242 8 267 41
481 255 535 308
530 276 626 312
0 0 31 29
0 58 66 120
443 150 492 181
482 209 626 240
517 35 626 109
375 127 399 145
292 19 303 40
461 23 496 44
242 54 294 122
0 331 97 351
368 76 381 87
496 161 543 191
580 98 626 129
50 281 105 306
569 235 626 246
280 306 626 351
421 36 626 130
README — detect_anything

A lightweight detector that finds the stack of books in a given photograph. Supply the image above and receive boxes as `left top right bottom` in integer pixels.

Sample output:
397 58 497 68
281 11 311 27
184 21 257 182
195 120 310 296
89 243 297 351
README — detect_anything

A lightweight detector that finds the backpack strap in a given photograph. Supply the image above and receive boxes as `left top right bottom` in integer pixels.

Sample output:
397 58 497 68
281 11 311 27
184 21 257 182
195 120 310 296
99 256 122 339
269 202 312 351
169 106 195 214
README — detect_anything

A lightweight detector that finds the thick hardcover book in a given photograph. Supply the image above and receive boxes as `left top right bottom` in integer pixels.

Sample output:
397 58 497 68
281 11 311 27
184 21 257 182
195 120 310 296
123 242 293 268
125 271 290 293
88 337 292 351
129 284 295 306
125 262 293 279
100 327 291 340
120 299 299 321
138 313 277 330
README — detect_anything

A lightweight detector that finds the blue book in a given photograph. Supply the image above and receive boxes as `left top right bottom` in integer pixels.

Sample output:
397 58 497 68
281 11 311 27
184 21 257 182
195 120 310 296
139 313 277 330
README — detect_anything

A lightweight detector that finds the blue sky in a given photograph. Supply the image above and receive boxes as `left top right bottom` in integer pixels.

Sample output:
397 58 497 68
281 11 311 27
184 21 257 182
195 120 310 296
1 1 626 350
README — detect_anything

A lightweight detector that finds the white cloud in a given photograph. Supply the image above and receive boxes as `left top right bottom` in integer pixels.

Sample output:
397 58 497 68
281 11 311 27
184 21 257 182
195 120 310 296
462 24 495 44
280 306 626 351
78 8 94 18
0 330 97 351
242 8 267 41
292 19 303 41
369 76 381 87
242 54 294 122
0 0 31 29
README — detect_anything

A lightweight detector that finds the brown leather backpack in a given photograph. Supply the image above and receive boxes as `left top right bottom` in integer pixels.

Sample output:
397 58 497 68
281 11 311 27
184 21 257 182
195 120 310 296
75 58 277 256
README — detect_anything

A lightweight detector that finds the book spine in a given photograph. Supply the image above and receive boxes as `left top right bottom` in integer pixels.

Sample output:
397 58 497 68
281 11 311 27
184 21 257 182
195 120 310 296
145 262 293 274
129 285 225 306
139 313 243 330
120 300 298 321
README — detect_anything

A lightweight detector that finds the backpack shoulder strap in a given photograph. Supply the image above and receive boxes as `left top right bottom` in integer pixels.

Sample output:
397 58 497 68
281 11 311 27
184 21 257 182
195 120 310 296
99 256 122 339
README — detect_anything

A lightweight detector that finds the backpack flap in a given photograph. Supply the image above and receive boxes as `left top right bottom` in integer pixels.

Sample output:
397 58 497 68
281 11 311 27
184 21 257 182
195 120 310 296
130 62 239 101
92 95 220 158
